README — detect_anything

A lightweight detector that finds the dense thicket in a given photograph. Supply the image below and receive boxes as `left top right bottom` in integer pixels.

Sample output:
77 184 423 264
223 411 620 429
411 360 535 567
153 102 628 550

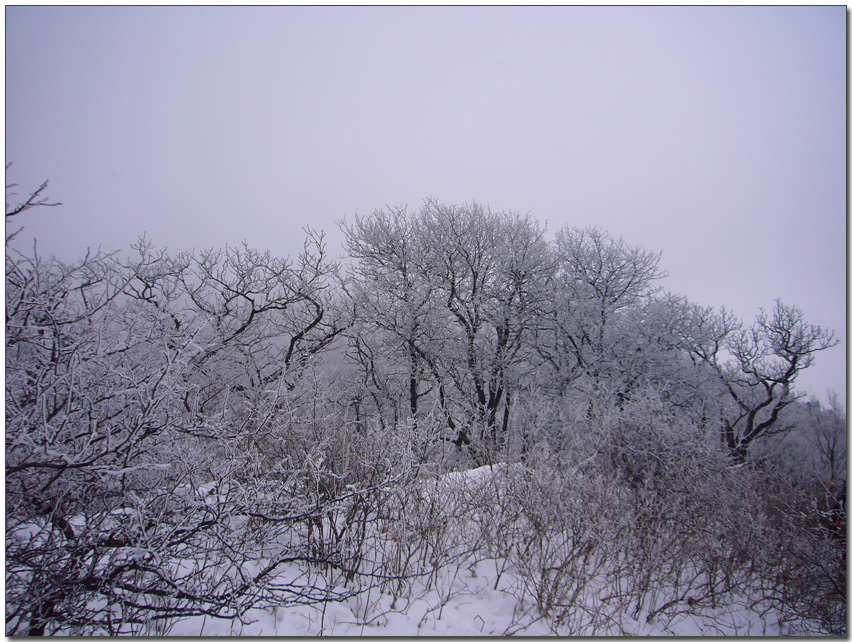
6 187 845 634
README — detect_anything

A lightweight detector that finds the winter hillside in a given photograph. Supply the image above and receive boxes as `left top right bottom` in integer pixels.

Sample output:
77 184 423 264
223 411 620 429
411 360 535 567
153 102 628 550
159 463 829 637
6 194 846 636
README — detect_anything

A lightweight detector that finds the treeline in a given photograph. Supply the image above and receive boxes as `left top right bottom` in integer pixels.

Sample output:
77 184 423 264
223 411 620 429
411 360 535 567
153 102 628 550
5 184 846 634
341 200 838 467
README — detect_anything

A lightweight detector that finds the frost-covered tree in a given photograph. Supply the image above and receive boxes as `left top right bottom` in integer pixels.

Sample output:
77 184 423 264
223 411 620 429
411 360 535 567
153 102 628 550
6 178 360 634
541 228 663 389
7 171 844 636
342 200 554 464
535 228 682 410
169 231 347 431
810 390 847 482
772 392 848 483
341 206 442 432
686 300 838 463
417 200 554 461
4 226 245 634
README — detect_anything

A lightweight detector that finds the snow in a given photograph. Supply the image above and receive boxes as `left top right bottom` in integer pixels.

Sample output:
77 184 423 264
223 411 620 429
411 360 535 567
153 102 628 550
6 461 826 637
161 555 792 636
153 464 808 637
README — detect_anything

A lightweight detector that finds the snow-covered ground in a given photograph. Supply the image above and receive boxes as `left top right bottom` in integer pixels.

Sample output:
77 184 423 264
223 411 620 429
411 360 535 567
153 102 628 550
9 463 825 636
162 555 790 636
154 463 807 637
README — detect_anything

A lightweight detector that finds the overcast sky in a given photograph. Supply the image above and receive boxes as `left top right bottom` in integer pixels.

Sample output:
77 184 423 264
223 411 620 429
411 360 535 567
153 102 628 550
6 6 846 403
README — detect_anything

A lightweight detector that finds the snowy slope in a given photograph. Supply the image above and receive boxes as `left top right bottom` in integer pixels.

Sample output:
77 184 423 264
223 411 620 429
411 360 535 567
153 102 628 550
156 464 810 637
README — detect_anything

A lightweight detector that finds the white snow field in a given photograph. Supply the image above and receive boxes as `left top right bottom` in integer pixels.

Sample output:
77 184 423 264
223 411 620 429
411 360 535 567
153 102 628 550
151 464 815 637
163 559 789 637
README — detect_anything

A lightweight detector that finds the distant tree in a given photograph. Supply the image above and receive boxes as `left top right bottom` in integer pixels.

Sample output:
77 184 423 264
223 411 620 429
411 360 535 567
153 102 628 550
341 206 441 432
342 200 554 464
417 200 554 461
170 230 346 416
535 227 673 409
686 300 838 463
803 391 847 482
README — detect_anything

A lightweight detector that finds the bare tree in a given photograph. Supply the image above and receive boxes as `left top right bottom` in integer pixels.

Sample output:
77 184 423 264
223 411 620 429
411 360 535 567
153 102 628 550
803 391 847 482
418 200 555 462
686 300 838 463
343 200 555 464
5 180 365 634
341 206 442 432
539 228 665 391
8 173 843 634
5 163 61 244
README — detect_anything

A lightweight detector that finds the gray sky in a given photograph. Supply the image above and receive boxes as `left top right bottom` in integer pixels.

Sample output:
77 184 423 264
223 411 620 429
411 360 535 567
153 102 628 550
6 6 846 403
